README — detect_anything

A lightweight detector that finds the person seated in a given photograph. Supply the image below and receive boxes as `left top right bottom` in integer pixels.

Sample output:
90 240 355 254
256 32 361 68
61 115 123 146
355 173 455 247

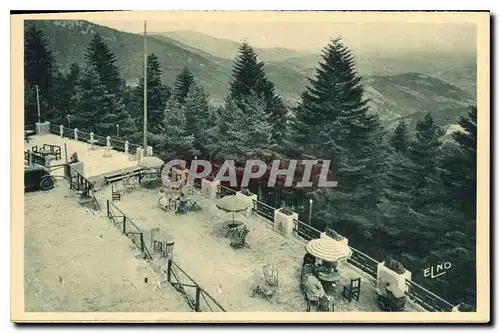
303 253 316 267
158 189 168 210
69 152 79 164
303 273 326 301
176 192 187 214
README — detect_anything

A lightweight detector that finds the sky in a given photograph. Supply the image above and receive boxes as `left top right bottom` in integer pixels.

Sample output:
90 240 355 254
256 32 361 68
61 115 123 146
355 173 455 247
88 12 477 54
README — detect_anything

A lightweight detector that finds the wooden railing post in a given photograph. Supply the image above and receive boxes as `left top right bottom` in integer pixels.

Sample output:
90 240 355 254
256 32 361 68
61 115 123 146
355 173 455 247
167 259 172 282
122 216 126 234
106 200 110 218
195 287 201 312
140 233 145 252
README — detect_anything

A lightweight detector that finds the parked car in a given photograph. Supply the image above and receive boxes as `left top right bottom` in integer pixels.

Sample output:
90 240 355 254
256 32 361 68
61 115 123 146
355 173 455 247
24 164 55 192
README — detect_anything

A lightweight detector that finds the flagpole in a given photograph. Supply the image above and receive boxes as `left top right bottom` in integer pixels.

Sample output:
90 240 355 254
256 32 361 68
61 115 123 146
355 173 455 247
143 20 148 157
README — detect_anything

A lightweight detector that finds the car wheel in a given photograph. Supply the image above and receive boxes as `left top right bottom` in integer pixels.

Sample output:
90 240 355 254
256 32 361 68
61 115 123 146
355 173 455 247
40 177 55 191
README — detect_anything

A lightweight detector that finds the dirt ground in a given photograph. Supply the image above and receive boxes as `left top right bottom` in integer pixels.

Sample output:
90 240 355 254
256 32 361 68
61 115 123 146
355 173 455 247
24 185 192 312
110 186 417 312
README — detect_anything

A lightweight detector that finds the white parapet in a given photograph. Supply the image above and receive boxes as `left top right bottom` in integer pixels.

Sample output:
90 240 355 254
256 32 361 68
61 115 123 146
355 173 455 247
274 209 298 237
235 191 257 217
320 232 349 246
201 179 220 199
376 261 412 293
35 122 50 136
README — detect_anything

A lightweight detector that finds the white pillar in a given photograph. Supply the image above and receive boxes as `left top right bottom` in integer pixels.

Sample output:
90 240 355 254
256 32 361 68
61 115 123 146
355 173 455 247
125 140 129 154
74 128 78 141
106 136 111 148
59 125 64 137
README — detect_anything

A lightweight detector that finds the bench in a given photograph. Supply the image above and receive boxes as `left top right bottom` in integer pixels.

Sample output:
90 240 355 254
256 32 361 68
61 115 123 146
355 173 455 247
104 168 144 185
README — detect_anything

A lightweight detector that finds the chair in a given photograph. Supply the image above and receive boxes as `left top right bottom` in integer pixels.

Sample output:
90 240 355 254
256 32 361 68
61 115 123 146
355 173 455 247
318 295 334 312
230 226 250 249
111 184 121 202
188 200 202 212
252 264 279 301
305 293 319 312
343 277 361 302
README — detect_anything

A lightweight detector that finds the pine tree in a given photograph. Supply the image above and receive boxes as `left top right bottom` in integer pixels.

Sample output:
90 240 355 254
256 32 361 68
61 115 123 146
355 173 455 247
441 106 477 218
409 113 446 208
173 67 194 104
229 42 287 140
288 37 398 245
183 82 216 156
71 65 107 133
72 65 126 136
129 53 171 135
24 24 55 124
155 100 196 159
52 63 81 125
391 119 410 154
84 33 123 96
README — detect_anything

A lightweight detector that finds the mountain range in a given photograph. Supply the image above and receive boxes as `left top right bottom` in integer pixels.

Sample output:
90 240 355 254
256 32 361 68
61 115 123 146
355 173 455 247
26 20 477 129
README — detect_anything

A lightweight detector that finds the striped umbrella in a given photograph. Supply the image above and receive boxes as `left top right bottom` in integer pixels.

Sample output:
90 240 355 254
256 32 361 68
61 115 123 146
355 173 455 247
305 238 352 262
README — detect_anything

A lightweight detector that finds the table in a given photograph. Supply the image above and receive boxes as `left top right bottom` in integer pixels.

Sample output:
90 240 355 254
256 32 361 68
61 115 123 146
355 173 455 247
152 234 175 258
318 271 341 295
222 220 244 237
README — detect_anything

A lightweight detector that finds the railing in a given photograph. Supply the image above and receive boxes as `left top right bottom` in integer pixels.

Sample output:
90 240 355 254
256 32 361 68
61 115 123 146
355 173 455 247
106 200 153 260
216 185 237 198
405 280 455 312
252 200 275 224
49 124 145 158
167 259 226 312
41 144 62 160
78 130 91 143
128 142 139 156
109 137 126 153
24 150 47 166
68 167 94 198
292 219 322 241
62 127 73 139
49 123 59 135
93 133 108 147
347 247 379 279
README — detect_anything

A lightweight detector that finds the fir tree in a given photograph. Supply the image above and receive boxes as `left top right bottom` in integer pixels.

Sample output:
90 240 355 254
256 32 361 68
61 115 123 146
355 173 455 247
71 65 107 133
409 113 446 208
72 65 126 136
229 42 287 139
173 67 194 104
156 100 196 159
24 24 55 124
52 63 81 125
441 106 477 218
84 33 123 96
391 119 410 154
183 82 216 156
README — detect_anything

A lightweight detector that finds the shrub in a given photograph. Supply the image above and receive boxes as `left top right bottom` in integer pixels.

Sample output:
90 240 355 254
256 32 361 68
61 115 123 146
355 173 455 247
325 228 344 241
384 256 406 274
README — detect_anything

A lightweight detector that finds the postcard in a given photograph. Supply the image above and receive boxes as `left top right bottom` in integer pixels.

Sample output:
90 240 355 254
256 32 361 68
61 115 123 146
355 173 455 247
11 10 490 323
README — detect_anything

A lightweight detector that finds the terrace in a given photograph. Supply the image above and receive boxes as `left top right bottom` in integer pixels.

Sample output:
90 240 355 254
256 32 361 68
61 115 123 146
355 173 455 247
24 124 455 313
100 185 423 312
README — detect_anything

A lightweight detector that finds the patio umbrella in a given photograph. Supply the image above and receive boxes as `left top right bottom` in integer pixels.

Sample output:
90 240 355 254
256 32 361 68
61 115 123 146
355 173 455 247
216 195 249 223
138 156 164 169
305 237 352 263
